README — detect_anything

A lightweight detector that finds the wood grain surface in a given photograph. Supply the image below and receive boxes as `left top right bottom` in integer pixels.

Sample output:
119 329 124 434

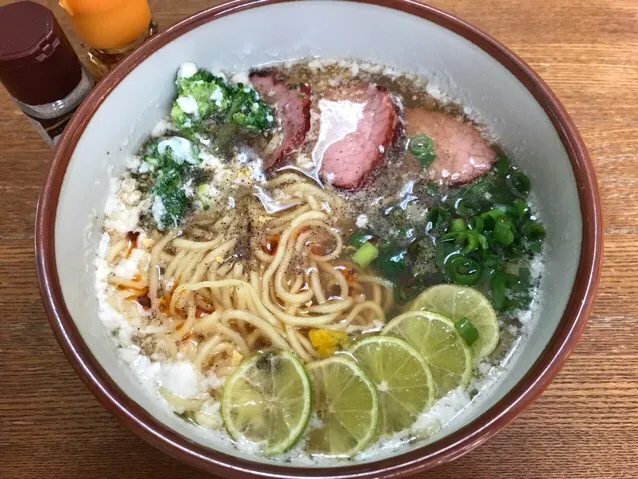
0 0 636 477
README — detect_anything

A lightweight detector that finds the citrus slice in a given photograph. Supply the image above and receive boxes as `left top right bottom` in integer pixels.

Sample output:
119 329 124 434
409 284 499 358
305 356 378 457
221 351 311 455
382 311 472 397
349 336 434 436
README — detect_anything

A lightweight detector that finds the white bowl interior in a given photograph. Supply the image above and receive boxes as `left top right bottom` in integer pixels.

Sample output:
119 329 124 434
54 0 581 466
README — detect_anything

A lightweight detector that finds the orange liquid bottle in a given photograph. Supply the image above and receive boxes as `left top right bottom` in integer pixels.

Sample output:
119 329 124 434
59 0 158 80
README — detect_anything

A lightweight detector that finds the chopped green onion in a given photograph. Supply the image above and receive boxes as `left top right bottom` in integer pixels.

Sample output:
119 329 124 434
490 271 507 309
507 236 527 258
377 247 408 276
483 252 501 270
350 230 375 248
526 238 543 253
456 198 478 218
488 180 517 204
508 267 530 292
507 171 531 197
490 270 519 310
512 199 530 220
352 241 379 268
439 231 458 243
445 254 482 286
521 220 545 240
494 154 511 177
477 233 489 251
493 219 515 246
482 208 507 230
450 218 466 233
426 207 451 232
518 267 531 282
435 242 458 270
469 215 484 232
455 231 480 255
454 317 479 346
409 134 436 168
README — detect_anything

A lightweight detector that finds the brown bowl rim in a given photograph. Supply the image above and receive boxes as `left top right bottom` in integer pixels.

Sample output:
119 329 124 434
35 0 603 477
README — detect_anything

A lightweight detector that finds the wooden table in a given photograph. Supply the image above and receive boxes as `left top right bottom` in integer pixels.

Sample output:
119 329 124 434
1 0 636 477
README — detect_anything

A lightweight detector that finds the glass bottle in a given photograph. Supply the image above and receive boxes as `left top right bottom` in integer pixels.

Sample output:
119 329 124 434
0 1 94 146
59 0 158 81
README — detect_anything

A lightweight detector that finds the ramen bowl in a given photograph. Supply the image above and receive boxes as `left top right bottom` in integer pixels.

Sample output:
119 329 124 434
35 0 602 476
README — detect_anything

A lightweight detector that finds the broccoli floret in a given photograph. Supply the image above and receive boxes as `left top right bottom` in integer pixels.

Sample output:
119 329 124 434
143 138 160 156
137 136 201 229
138 139 160 172
171 64 274 135
227 84 274 132
170 103 191 129
152 167 190 229
156 137 199 166
171 69 234 129
138 137 199 174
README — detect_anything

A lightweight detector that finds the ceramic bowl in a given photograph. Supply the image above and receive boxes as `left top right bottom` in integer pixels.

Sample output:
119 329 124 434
35 0 602 477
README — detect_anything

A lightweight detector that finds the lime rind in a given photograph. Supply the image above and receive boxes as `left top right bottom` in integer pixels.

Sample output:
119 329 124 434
349 336 435 436
410 284 499 358
382 310 472 397
221 351 311 455
306 355 379 457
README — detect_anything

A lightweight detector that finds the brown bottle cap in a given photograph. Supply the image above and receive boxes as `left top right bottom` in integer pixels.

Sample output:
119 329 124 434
0 1 81 106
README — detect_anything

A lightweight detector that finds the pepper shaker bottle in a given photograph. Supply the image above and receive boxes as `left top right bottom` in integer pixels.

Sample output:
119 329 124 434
0 1 94 146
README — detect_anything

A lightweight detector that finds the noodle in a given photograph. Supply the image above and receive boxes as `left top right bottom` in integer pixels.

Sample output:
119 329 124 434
104 173 394 377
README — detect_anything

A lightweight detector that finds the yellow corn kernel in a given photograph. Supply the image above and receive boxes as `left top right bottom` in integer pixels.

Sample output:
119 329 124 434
308 329 349 358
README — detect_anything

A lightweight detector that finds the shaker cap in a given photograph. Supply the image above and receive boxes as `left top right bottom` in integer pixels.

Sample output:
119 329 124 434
0 1 81 105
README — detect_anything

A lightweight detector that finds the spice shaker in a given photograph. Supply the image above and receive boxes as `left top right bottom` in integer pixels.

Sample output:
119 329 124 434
0 1 94 146
59 0 158 81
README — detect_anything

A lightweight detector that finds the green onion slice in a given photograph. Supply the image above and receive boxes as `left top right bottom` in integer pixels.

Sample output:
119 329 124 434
456 198 478 218
352 241 379 268
507 171 531 197
494 155 511 177
493 219 515 246
426 207 451 232
482 208 507 230
350 230 375 248
409 134 436 168
490 271 508 310
450 218 467 233
521 220 545 240
454 317 480 346
469 215 484 232
459 232 479 254
512 199 529 220
490 270 520 310
445 254 482 286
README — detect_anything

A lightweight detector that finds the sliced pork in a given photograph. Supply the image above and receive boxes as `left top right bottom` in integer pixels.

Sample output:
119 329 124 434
405 109 496 185
318 83 398 190
250 72 311 169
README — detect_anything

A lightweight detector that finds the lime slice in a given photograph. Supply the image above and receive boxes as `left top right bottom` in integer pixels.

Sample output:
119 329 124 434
221 351 311 455
410 284 499 358
306 356 378 457
382 311 472 397
349 336 434 436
